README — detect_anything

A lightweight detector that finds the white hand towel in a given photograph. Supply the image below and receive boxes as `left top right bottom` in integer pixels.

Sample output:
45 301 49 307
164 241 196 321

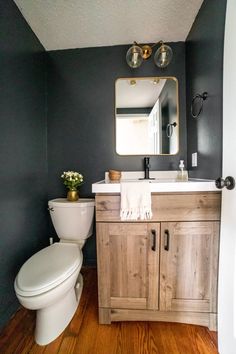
120 181 152 221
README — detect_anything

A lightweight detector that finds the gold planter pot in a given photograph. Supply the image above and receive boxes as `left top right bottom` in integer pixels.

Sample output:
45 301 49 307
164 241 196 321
67 190 79 202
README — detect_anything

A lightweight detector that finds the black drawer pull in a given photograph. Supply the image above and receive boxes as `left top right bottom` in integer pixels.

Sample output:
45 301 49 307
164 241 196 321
164 230 170 251
151 229 156 251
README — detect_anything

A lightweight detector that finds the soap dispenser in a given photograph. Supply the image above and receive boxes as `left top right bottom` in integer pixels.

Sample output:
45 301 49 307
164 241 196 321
177 160 188 181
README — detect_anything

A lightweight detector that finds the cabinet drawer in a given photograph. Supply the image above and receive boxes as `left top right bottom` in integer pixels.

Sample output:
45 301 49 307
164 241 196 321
95 192 221 222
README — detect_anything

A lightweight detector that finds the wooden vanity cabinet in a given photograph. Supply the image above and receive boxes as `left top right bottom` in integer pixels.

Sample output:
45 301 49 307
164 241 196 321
96 223 160 311
160 222 219 314
95 192 221 329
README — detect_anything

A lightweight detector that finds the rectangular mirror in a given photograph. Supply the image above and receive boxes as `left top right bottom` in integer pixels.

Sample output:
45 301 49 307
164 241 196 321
115 77 179 155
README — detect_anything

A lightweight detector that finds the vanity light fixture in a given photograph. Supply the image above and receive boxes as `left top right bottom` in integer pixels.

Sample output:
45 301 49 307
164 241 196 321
126 41 173 69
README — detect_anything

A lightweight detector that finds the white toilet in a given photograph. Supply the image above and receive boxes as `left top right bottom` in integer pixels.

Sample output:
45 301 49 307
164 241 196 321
14 198 95 346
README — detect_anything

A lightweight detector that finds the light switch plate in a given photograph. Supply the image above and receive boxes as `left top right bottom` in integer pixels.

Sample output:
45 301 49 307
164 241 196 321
192 152 198 167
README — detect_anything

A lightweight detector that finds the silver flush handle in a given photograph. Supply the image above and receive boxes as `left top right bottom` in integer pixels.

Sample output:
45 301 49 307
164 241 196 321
48 207 54 212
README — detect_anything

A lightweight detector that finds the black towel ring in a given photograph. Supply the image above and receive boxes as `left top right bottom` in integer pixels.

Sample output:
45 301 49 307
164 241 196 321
191 92 208 118
166 122 177 138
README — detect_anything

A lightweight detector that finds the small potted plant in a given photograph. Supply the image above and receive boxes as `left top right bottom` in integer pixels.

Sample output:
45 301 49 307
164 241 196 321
61 170 84 201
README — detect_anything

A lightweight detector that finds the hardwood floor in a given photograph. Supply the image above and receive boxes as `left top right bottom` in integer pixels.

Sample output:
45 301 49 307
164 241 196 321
0 268 218 354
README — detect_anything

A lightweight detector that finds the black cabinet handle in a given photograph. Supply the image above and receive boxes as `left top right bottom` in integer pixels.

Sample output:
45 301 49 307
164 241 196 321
164 230 170 251
151 229 156 251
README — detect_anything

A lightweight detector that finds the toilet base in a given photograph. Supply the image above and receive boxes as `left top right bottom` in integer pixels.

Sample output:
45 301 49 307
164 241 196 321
35 273 83 346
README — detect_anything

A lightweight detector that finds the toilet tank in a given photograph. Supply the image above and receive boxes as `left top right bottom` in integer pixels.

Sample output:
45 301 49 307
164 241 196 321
48 198 95 241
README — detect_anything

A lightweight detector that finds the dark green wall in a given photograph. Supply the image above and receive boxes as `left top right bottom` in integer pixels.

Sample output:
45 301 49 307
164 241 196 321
186 0 227 179
47 43 187 265
0 0 48 329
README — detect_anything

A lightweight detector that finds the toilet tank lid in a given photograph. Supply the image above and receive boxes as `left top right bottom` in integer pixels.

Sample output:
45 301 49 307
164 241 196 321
49 198 95 208
15 243 82 296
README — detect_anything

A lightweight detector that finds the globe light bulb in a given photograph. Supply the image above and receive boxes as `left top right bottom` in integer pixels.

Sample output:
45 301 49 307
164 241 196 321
126 44 143 68
154 44 173 68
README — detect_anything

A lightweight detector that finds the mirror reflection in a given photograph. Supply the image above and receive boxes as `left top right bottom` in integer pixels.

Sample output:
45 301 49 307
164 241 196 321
115 77 179 155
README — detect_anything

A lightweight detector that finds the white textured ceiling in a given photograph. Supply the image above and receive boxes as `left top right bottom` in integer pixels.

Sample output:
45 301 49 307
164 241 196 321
116 78 167 108
13 0 203 51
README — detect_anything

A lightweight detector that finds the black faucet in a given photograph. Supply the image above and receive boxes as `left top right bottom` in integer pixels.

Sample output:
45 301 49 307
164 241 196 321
139 157 155 180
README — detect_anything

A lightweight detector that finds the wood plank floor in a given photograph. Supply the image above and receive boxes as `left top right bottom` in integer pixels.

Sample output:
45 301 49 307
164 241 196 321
0 268 218 354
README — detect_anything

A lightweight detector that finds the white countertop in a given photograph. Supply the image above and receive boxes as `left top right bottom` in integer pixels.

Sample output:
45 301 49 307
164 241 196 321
92 171 219 193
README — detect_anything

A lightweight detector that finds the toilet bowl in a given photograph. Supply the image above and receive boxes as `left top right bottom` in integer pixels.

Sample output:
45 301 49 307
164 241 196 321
14 198 95 345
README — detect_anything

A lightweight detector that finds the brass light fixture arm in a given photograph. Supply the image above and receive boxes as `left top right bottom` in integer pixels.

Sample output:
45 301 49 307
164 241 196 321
133 40 164 60
150 40 164 48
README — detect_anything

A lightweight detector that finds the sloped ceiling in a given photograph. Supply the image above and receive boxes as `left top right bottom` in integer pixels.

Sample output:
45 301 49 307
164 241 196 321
14 0 203 51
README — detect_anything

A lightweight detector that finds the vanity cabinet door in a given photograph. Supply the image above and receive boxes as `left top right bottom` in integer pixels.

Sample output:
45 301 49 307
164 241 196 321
96 222 160 310
160 222 219 313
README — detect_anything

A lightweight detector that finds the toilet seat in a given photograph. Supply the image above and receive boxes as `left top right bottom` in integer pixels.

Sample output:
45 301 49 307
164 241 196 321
15 243 82 297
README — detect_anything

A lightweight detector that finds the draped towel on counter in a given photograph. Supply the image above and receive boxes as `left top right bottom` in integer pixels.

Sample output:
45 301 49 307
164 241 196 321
120 181 152 221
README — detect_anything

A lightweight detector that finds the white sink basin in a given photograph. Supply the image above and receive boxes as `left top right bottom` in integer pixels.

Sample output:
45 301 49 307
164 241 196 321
92 172 218 193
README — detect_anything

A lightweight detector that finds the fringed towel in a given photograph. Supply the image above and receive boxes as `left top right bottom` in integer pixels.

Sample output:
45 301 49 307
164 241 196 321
120 181 152 221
